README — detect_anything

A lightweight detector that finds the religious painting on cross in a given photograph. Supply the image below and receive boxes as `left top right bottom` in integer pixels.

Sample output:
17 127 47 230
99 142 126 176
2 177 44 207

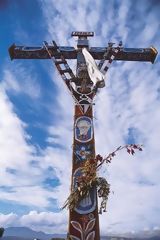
75 116 93 143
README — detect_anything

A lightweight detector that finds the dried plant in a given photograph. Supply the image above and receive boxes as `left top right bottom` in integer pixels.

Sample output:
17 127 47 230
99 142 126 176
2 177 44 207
63 144 143 214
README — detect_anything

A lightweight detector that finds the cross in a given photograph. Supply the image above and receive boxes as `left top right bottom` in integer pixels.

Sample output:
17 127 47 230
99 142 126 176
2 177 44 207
9 31 157 240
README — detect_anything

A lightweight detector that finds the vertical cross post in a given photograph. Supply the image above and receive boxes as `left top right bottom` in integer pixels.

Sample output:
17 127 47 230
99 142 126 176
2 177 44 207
68 32 100 240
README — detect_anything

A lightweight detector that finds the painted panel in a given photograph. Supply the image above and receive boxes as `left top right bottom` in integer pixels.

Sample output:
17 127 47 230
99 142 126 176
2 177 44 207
74 144 93 163
71 216 95 240
73 168 96 214
75 116 93 143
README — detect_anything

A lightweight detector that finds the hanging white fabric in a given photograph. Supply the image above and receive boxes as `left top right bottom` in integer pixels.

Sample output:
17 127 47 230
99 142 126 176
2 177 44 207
82 48 105 88
82 42 122 89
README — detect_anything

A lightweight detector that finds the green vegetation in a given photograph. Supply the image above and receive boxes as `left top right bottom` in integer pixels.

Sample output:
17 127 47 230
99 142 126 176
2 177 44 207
0 228 4 238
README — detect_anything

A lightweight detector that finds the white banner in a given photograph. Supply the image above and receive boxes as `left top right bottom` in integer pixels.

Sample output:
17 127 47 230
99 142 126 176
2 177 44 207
82 48 105 88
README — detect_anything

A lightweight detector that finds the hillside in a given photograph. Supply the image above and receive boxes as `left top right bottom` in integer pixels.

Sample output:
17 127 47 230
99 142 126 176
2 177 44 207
3 227 65 240
2 227 160 240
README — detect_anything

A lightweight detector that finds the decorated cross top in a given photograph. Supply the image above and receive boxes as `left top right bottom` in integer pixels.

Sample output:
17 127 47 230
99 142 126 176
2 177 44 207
9 31 157 240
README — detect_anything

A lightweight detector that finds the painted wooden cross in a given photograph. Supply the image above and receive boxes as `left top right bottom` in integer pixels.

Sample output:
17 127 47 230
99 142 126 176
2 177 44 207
9 31 157 240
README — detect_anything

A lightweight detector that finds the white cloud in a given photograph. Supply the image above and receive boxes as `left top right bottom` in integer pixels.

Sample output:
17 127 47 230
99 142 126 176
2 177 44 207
0 80 57 208
20 210 68 233
0 85 33 171
0 186 54 208
0 211 68 234
2 64 41 99
0 213 18 227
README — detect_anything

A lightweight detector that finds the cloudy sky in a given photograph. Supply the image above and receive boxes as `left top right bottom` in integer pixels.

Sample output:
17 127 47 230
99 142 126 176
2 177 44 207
0 0 160 236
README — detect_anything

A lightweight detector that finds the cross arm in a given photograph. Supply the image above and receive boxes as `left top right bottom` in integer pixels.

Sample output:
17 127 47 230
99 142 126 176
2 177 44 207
9 44 77 60
90 46 158 63
9 44 157 64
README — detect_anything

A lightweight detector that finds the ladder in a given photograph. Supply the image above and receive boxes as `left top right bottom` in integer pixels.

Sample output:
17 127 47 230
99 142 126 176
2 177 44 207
43 41 86 114
43 41 76 92
98 41 123 74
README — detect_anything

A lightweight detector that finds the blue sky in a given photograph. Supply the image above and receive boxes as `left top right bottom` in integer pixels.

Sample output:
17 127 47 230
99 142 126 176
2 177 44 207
0 0 160 236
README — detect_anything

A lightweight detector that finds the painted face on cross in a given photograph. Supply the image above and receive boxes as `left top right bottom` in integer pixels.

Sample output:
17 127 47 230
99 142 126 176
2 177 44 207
77 119 91 136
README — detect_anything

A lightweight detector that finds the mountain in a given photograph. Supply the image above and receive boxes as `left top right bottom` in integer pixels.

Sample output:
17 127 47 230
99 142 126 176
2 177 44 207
100 235 160 240
3 227 65 240
2 227 160 240
100 237 160 240
2 237 32 240
114 229 160 239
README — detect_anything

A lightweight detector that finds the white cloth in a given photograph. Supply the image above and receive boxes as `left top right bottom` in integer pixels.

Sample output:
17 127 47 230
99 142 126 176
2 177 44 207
82 48 105 87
